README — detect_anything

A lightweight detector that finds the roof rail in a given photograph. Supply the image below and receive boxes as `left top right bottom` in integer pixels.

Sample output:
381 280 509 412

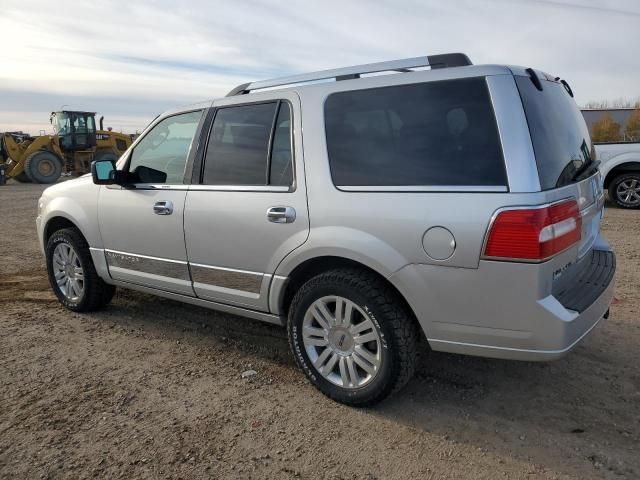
226 53 472 96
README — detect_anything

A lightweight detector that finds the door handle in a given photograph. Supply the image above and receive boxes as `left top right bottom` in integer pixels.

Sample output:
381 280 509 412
153 201 174 215
267 206 296 224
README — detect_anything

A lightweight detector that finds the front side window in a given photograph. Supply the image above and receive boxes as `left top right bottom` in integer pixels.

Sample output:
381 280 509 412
53 112 72 149
52 112 70 135
202 101 293 186
324 77 506 187
128 110 203 184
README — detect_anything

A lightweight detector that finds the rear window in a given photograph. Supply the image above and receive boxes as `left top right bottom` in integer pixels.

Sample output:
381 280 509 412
515 76 593 190
324 77 506 187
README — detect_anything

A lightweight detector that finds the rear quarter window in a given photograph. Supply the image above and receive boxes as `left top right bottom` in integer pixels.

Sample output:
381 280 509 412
324 77 507 188
515 76 593 190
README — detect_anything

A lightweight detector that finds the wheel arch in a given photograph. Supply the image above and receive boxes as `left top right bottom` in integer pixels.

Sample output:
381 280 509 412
22 136 63 166
272 255 423 338
42 212 111 282
602 160 640 188
43 215 87 246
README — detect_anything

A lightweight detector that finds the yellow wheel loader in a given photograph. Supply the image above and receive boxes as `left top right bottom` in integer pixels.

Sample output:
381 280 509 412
0 111 133 184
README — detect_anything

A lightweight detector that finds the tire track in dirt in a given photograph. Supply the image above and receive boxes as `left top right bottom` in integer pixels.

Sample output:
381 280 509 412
0 270 55 303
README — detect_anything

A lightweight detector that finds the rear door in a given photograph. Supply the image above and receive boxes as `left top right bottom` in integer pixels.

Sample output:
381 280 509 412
184 91 308 311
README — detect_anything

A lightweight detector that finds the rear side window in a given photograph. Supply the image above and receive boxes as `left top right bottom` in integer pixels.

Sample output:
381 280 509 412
270 103 294 186
324 77 506 187
202 101 293 186
515 76 593 190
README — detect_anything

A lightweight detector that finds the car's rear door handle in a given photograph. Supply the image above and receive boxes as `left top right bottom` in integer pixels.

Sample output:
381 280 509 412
153 201 173 215
267 206 296 223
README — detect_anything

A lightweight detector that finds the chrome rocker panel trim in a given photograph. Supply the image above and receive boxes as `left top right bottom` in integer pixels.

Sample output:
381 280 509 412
109 279 285 327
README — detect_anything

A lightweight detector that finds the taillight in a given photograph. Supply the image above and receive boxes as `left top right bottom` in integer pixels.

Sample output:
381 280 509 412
484 200 582 261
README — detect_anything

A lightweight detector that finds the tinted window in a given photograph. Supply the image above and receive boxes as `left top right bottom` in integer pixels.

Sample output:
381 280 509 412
204 102 294 186
516 77 593 190
269 103 293 186
324 77 506 187
129 110 203 184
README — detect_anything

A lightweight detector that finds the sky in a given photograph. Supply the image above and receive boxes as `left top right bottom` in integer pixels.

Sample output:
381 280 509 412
1 0 639 135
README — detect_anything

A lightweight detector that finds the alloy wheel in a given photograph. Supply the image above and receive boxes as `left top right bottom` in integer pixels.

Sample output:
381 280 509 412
616 178 640 207
52 243 84 301
302 295 382 389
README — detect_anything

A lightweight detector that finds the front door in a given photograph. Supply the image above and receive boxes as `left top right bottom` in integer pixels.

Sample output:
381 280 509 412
184 92 308 311
98 109 205 295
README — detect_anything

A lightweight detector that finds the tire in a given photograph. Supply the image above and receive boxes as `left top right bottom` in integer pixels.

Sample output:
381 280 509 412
608 173 640 209
24 150 63 184
288 268 418 406
46 227 115 312
12 171 32 183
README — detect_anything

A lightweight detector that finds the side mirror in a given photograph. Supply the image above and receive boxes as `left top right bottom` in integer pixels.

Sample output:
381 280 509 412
135 165 167 183
91 159 116 185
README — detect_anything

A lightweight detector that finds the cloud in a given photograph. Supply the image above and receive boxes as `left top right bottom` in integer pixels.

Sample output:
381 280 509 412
523 0 640 17
0 0 638 134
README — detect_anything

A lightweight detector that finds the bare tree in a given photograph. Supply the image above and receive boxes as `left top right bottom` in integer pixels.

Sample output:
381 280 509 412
624 108 640 142
583 97 640 109
591 113 622 143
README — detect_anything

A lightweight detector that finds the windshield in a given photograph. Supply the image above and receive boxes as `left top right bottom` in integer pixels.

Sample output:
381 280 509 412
515 76 594 190
52 112 71 135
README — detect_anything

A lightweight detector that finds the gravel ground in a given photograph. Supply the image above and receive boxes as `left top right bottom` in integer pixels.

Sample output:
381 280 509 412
0 181 638 479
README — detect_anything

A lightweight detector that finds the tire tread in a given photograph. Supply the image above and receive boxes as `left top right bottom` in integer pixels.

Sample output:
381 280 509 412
24 151 62 184
46 228 115 312
288 268 418 406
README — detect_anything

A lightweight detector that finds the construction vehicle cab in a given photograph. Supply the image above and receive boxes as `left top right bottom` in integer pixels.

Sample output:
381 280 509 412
51 111 97 151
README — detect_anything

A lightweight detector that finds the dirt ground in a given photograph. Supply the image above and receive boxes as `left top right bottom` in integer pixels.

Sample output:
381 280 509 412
0 182 638 480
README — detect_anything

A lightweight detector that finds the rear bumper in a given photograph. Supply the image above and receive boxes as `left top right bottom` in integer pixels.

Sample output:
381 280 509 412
389 246 615 361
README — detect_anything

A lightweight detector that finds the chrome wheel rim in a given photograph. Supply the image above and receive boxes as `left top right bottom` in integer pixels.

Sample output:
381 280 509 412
52 243 84 301
302 296 382 389
616 179 640 206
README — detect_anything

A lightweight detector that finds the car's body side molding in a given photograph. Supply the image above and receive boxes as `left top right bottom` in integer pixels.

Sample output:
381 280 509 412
108 278 285 326
600 154 640 183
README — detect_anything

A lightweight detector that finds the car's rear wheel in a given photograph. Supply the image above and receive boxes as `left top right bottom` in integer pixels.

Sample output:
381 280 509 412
288 268 418 406
609 173 640 209
46 228 115 311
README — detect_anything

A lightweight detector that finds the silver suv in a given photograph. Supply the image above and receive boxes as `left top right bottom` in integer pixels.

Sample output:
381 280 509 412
37 53 616 405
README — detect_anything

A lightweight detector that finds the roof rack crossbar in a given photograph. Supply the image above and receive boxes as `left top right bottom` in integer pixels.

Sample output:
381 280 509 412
226 53 471 96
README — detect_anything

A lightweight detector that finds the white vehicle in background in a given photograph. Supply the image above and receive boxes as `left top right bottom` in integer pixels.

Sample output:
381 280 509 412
596 142 640 209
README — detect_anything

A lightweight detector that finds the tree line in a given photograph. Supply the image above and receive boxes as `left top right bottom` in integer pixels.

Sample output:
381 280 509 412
583 98 640 143
583 98 640 109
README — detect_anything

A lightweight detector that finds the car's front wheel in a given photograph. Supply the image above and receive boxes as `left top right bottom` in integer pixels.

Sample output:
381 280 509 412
288 268 418 406
46 227 115 311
